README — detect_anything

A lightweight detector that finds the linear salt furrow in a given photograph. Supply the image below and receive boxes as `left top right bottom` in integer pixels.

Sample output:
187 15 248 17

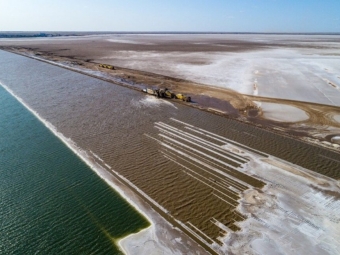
163 151 247 195
156 122 249 164
171 118 268 157
90 151 105 163
208 177 240 195
155 122 247 164
159 133 238 170
211 217 234 233
162 137 236 175
104 163 111 169
185 126 267 158
162 149 245 193
163 154 238 200
160 151 178 162
146 133 253 188
166 156 239 204
168 147 247 194
187 221 217 245
185 125 247 149
160 133 262 188
319 154 340 164
170 118 196 128
166 145 247 190
171 154 240 200
176 220 215 246
156 125 247 166
220 179 246 192
195 129 268 158
217 173 248 190
165 140 236 174
242 131 257 138
186 170 238 208
215 181 240 195
111 169 169 214
160 141 253 189
218 179 245 192
212 193 238 207
163 153 239 205
181 126 250 163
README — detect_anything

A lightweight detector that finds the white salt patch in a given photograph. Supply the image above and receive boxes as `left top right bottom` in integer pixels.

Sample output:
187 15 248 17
261 103 309 122
131 96 178 109
298 223 324 238
107 39 154 45
97 46 340 106
251 237 283 255
333 114 340 123
331 136 340 144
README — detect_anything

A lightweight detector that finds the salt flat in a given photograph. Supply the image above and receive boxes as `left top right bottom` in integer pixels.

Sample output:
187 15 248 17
97 35 340 106
2 34 340 106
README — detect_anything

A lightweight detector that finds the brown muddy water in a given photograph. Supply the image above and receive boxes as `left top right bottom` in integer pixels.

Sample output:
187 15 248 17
1 50 339 247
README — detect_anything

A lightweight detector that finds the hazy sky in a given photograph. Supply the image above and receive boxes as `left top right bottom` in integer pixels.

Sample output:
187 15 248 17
0 0 339 32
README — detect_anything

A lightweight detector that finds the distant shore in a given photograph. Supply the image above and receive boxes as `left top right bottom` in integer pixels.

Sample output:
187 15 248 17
1 31 340 39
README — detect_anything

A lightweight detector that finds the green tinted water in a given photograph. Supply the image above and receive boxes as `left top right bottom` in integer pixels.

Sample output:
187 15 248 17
0 85 149 254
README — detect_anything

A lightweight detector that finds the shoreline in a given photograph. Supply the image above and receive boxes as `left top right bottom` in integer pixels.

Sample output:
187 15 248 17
0 81 210 255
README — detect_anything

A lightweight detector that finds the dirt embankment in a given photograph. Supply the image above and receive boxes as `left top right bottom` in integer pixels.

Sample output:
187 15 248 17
2 45 340 152
0 46 258 111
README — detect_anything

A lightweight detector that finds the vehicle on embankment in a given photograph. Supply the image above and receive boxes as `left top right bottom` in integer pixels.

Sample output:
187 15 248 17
142 88 191 102
99 63 115 70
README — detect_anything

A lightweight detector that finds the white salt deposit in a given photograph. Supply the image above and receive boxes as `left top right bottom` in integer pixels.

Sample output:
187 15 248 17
131 96 178 109
261 102 309 122
219 145 340 255
98 35 340 106
107 39 154 45
334 114 340 123
331 136 340 144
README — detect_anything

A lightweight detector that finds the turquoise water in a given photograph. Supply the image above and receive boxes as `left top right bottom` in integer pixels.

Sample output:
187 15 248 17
0 85 149 254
